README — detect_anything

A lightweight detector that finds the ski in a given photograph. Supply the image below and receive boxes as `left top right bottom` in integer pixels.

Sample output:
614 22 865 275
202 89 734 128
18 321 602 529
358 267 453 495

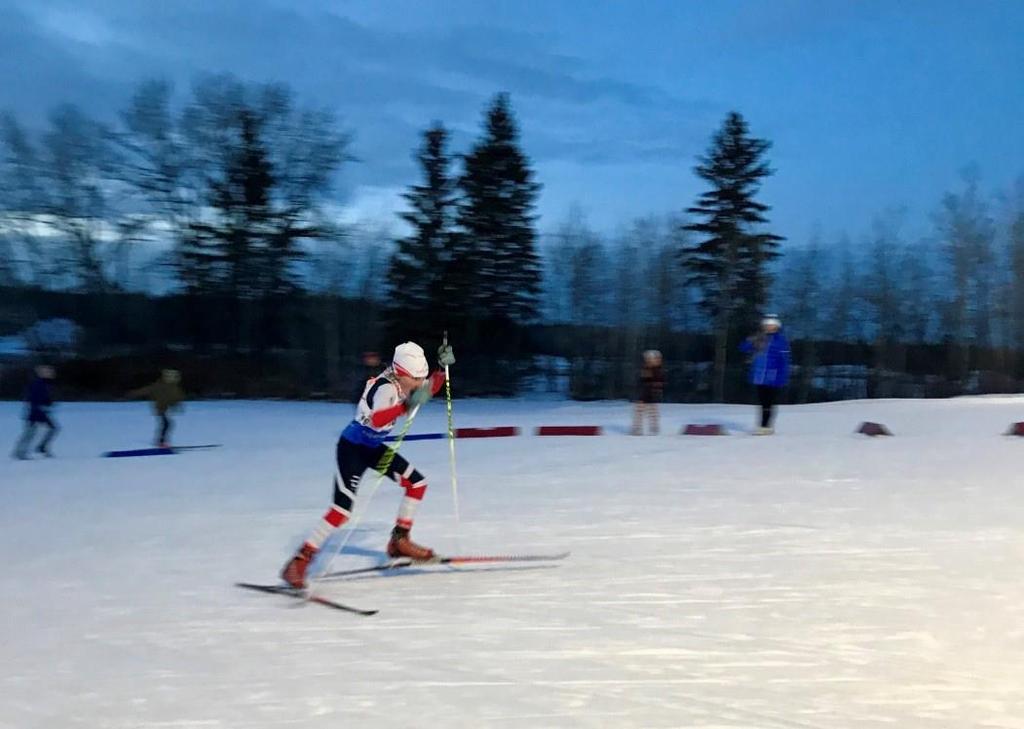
235 582 378 616
103 444 222 458
319 551 570 580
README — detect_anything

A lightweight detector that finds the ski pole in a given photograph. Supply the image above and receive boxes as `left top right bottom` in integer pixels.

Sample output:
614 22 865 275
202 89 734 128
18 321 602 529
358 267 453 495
308 402 423 595
442 330 461 545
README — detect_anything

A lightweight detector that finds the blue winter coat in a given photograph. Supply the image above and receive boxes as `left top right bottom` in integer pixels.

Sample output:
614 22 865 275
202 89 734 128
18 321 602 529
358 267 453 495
739 330 791 388
26 376 53 423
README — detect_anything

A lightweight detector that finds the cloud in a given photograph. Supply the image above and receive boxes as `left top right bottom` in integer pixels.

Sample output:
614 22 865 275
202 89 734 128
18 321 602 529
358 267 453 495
0 5 125 124
0 0 724 234
2 1 709 165
328 185 407 229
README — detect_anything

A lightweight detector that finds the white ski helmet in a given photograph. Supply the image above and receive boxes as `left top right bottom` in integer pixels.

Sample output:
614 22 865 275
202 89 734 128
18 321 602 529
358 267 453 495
392 341 429 378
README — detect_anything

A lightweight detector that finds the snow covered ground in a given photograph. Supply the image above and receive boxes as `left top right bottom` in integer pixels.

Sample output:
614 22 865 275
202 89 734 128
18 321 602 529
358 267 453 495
2 396 1023 728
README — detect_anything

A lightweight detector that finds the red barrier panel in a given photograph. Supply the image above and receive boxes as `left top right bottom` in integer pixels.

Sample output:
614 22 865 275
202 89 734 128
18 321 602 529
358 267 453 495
857 421 893 436
455 426 520 439
535 425 602 436
1005 422 1024 436
682 424 727 436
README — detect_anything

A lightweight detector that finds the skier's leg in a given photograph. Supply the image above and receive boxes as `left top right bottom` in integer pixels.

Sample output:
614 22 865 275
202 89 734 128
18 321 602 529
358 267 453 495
13 422 36 459
377 449 434 559
158 413 172 447
314 438 371 546
281 439 372 587
36 415 58 455
763 386 777 429
631 403 642 435
757 386 774 429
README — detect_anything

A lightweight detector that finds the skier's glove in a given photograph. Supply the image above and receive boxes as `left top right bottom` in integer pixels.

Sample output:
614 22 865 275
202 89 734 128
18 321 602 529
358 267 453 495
407 382 434 408
437 344 455 367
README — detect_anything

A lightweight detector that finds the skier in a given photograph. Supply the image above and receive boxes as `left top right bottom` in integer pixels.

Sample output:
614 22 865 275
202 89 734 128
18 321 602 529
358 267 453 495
631 349 664 435
280 340 456 589
12 365 59 459
739 315 790 435
128 369 185 447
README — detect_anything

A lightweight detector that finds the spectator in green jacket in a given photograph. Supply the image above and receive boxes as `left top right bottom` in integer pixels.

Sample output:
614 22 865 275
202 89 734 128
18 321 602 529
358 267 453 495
129 369 185 447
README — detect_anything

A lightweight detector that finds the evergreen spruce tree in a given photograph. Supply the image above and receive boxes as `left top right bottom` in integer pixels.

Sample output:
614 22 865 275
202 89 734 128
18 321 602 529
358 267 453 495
456 93 542 335
682 111 783 401
386 123 457 341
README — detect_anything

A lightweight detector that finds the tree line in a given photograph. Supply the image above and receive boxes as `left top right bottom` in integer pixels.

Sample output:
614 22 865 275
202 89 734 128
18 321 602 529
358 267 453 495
2 74 1023 402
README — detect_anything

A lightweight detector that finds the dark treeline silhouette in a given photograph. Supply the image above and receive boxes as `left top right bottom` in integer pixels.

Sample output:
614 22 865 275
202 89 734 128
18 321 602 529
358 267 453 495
3 75 1024 403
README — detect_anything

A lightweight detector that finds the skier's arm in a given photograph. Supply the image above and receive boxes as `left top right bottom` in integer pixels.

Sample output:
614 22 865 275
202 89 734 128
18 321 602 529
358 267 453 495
127 383 153 399
777 335 791 382
367 380 411 428
370 401 407 428
369 371 445 427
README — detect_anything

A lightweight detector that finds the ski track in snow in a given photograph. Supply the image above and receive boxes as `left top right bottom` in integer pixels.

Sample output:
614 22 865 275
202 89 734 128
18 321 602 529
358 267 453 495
2 397 1023 728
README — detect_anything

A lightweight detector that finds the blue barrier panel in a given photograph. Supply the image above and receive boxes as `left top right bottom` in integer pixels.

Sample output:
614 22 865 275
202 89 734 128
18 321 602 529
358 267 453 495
103 447 175 458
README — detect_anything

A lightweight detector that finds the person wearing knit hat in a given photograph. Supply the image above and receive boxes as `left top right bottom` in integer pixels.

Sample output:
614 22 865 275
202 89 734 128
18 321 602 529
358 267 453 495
631 350 664 435
128 369 186 448
281 339 456 589
739 315 791 434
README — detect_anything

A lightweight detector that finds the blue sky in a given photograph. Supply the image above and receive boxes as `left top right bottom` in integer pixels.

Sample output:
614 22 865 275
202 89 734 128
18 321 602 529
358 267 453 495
1 0 1021 244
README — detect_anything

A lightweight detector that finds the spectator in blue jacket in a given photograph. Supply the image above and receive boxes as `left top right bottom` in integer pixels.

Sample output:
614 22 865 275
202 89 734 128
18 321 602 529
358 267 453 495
739 315 790 435
12 365 59 459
